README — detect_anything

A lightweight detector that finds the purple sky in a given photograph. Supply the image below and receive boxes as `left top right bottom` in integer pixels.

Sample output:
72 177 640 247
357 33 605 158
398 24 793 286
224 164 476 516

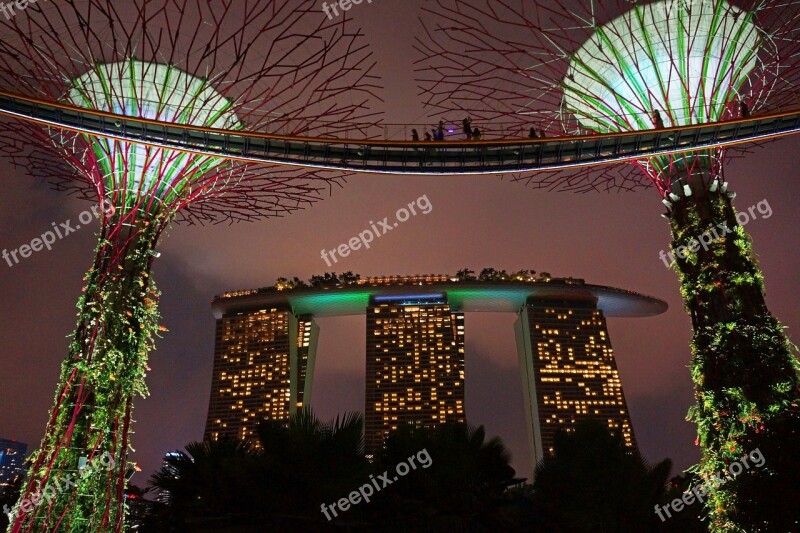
1 1 799 484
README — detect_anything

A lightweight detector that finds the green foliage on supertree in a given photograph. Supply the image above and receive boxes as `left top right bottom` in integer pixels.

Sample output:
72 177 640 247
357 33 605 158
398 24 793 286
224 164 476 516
14 221 166 531
666 189 800 532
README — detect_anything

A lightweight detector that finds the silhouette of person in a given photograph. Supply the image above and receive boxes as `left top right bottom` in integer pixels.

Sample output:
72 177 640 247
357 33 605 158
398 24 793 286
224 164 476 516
437 120 445 141
411 128 420 141
472 127 482 140
529 127 538 139
424 131 432 141
740 101 750 119
652 109 665 129
463 117 472 140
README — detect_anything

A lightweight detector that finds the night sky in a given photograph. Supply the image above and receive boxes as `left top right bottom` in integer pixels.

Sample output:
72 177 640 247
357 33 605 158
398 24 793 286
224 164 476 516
1 1 799 486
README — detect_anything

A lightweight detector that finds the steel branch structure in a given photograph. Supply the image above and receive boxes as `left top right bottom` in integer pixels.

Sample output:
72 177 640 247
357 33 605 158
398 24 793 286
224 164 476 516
0 0 384 225
416 0 800 194
0 1 383 531
417 1 800 530
1 88 799 176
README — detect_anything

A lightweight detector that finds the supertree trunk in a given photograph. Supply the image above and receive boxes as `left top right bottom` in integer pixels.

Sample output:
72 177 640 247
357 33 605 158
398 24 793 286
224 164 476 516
414 0 800 528
11 220 163 532
0 2 384 529
668 178 800 531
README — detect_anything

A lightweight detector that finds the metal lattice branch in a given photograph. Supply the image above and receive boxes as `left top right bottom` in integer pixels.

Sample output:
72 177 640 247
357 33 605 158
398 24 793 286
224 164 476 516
0 0 385 224
0 2 385 531
415 0 800 195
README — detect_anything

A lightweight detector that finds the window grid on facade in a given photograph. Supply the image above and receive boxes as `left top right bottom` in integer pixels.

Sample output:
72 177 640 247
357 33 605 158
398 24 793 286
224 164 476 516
520 301 637 459
204 308 292 443
365 300 466 456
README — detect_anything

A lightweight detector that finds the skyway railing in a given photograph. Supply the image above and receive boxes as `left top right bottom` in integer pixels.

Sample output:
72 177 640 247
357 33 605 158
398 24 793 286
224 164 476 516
0 90 798 176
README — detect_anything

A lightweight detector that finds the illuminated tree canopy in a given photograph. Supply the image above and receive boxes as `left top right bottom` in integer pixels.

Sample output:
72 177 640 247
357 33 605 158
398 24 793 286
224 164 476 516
416 0 800 194
0 1 384 531
0 0 385 225
418 2 800 530
564 0 760 132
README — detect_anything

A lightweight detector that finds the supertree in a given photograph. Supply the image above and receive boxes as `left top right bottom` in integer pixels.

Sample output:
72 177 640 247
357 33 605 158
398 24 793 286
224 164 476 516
0 1 382 531
417 0 800 530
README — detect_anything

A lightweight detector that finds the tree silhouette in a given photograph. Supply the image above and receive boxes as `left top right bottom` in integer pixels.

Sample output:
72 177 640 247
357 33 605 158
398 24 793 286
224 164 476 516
367 422 519 530
256 408 369 525
146 409 367 530
660 473 707 532
455 268 476 281
531 420 672 532
339 271 361 284
147 438 262 530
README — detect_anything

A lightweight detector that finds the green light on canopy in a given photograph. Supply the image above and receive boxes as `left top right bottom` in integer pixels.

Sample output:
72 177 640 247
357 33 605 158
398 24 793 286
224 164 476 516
563 0 760 133
65 59 242 209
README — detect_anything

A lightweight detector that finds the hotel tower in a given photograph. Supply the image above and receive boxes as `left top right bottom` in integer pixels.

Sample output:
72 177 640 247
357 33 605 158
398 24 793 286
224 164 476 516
204 305 318 442
205 274 663 470
515 294 637 465
364 293 466 456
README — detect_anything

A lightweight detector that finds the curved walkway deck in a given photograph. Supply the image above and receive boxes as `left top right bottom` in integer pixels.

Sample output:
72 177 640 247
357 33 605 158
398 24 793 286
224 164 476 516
0 90 798 176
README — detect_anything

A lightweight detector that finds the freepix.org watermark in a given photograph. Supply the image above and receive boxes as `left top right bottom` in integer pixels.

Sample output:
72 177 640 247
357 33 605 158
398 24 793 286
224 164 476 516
0 0 46 21
320 448 433 521
3 199 115 268
658 199 772 268
654 448 766 522
320 194 432 267
321 0 374 20
3 451 116 522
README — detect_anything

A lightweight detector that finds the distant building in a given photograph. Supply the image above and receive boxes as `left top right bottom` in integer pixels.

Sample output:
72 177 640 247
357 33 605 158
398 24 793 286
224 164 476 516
365 294 466 456
153 451 186 504
515 295 637 465
207 273 665 471
0 439 27 492
204 307 318 442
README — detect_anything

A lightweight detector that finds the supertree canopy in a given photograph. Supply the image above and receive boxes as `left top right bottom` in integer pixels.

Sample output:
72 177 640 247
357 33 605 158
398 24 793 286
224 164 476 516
563 0 760 130
418 1 800 530
562 0 761 185
0 1 382 531
65 59 244 211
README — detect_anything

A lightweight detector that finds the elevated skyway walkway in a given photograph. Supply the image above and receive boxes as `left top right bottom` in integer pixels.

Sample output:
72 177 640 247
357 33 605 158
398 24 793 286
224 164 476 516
0 90 798 176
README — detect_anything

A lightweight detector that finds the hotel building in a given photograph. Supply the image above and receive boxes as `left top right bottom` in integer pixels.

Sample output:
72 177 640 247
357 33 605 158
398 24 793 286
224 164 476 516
365 294 466 456
515 295 637 466
206 274 664 469
204 306 318 442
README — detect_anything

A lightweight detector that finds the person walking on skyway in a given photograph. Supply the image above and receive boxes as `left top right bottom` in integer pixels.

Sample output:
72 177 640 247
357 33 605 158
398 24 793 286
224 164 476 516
463 116 472 140
740 100 750 118
411 129 420 141
529 127 538 138
652 109 665 129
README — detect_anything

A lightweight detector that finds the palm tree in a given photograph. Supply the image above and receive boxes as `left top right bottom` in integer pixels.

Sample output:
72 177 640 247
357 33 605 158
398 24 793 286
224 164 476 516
147 438 262 530
531 419 672 532
146 410 368 530
256 408 370 526
369 422 519 530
